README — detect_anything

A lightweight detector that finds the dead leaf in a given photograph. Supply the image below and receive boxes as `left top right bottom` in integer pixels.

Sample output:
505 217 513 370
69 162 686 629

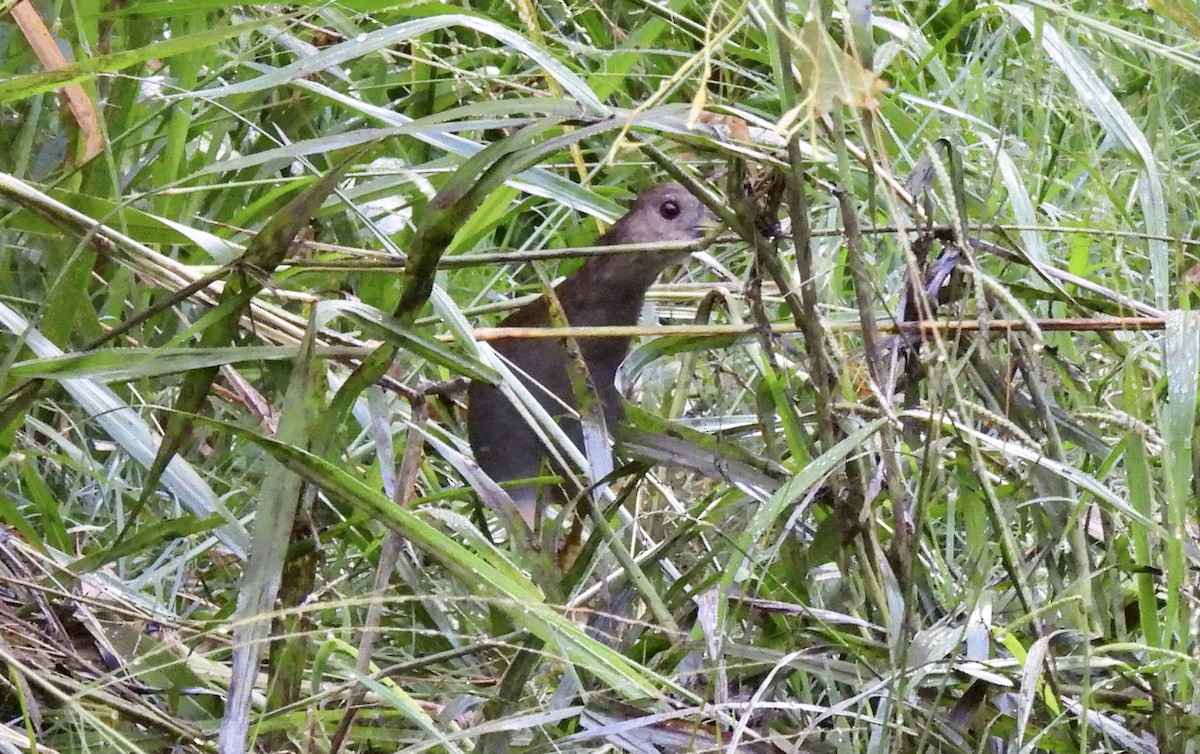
784 15 888 131
1186 260 1200 288
695 111 754 143
11 0 103 163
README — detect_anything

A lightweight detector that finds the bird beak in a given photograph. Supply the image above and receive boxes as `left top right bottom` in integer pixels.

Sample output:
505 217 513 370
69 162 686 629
696 209 723 239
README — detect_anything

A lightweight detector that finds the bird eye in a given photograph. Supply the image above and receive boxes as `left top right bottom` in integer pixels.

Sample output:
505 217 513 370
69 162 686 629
659 200 681 220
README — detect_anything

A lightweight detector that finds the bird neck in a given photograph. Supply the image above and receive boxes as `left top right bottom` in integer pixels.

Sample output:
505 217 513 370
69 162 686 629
548 253 676 329
581 251 685 298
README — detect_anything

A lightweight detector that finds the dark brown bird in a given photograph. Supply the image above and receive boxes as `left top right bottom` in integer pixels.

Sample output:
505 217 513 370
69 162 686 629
468 183 712 528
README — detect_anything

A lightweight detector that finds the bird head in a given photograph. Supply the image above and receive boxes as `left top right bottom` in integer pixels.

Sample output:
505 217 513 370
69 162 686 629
600 182 719 245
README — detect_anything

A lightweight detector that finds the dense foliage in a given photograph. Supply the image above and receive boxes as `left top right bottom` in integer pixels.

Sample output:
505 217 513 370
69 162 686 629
2 1 1199 752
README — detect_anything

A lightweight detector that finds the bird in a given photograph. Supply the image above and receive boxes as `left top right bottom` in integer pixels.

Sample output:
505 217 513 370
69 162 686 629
467 183 714 529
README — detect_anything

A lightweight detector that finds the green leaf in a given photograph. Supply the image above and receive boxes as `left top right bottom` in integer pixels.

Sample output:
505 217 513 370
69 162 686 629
0 20 267 103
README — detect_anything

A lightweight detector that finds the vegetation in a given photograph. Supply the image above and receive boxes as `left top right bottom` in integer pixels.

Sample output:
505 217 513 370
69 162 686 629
2 0 1199 751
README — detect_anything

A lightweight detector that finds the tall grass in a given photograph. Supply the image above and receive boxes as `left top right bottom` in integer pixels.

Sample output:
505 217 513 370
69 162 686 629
1 1 1198 752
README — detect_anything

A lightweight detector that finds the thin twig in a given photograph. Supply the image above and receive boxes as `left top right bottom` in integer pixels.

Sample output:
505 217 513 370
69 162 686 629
470 315 1166 341
277 221 1200 265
